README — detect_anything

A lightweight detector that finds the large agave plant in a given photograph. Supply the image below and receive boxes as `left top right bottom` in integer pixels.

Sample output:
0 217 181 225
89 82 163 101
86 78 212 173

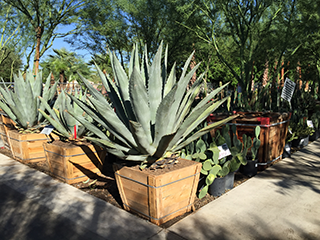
0 71 58 130
68 43 237 166
38 89 91 140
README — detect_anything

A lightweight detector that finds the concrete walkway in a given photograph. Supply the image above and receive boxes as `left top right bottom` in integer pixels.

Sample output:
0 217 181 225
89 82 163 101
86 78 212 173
0 140 319 240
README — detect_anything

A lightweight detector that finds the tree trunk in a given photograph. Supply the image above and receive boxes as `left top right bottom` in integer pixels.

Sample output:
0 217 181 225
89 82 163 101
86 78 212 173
34 26 42 75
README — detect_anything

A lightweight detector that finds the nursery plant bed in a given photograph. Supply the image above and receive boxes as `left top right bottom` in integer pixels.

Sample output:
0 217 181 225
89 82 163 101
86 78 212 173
43 141 107 184
113 158 202 225
7 130 59 163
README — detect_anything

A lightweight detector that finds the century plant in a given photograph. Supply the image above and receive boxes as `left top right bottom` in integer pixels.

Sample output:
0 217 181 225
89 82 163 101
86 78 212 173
68 42 238 168
38 89 91 140
0 71 58 131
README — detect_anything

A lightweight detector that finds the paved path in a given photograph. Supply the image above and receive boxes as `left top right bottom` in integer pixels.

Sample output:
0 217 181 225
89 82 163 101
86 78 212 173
0 139 319 240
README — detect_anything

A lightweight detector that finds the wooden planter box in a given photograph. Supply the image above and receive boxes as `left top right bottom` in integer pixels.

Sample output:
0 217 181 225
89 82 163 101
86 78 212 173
7 130 57 163
0 112 16 150
208 112 291 170
43 141 107 184
113 159 201 225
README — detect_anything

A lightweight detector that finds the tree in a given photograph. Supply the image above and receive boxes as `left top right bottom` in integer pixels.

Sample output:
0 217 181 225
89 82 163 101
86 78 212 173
0 4 21 66
2 0 86 73
68 0 202 71
187 0 300 109
40 48 91 86
0 48 23 82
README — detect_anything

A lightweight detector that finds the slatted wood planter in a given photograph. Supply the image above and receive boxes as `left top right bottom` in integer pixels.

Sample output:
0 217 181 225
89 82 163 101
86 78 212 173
113 159 201 225
0 112 16 150
43 141 107 184
208 112 291 170
7 130 57 163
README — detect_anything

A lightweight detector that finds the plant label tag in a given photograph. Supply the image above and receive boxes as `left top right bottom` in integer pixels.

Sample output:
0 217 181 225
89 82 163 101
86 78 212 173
281 78 296 102
307 120 314 128
218 143 231 159
40 125 54 135
288 128 293 134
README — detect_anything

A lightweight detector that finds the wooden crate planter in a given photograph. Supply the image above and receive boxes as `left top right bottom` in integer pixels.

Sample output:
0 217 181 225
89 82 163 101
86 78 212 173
7 130 57 163
113 159 202 225
0 112 16 150
43 141 107 184
208 112 291 170
235 112 291 170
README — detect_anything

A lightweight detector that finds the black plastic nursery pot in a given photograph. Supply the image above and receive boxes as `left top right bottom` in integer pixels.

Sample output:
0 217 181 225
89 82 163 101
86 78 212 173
209 176 226 197
240 158 258 178
309 130 320 141
291 136 309 148
225 171 235 190
282 142 292 159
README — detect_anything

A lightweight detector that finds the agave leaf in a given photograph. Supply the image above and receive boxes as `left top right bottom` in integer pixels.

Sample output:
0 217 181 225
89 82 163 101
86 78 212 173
172 115 238 152
154 85 177 146
13 73 29 122
31 71 43 99
87 96 137 148
140 44 149 85
129 67 152 143
148 42 163 124
152 133 176 159
162 44 168 94
178 50 195 83
38 96 61 124
0 84 15 106
112 51 130 102
0 101 16 122
169 97 230 150
98 66 129 128
170 62 201 125
94 62 110 92
129 120 156 155
38 109 71 138
9 92 28 128
77 73 110 106
190 82 230 115
163 62 176 97
175 73 205 128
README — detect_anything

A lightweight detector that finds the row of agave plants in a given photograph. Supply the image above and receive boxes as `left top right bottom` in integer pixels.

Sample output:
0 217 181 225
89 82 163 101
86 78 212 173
0 42 267 225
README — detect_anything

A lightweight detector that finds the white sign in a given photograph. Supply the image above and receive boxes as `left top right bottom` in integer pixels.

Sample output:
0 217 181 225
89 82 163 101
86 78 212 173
281 78 296 102
218 143 231 159
307 120 314 128
40 125 54 135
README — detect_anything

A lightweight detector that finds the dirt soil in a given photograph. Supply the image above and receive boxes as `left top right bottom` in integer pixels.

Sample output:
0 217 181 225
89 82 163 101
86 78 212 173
0 146 258 228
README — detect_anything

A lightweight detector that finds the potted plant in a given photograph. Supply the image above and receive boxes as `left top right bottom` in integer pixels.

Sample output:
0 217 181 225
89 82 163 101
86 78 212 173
38 90 107 184
240 126 261 177
290 111 314 148
67 43 237 225
309 111 320 141
0 71 58 162
283 126 298 158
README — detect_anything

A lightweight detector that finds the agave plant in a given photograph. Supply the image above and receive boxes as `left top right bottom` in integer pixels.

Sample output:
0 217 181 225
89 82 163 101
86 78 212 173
38 89 91 140
0 71 58 130
68 43 237 167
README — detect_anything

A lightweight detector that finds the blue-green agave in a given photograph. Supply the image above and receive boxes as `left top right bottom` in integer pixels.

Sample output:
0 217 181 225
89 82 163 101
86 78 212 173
38 89 91 140
68 43 237 166
0 71 58 130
